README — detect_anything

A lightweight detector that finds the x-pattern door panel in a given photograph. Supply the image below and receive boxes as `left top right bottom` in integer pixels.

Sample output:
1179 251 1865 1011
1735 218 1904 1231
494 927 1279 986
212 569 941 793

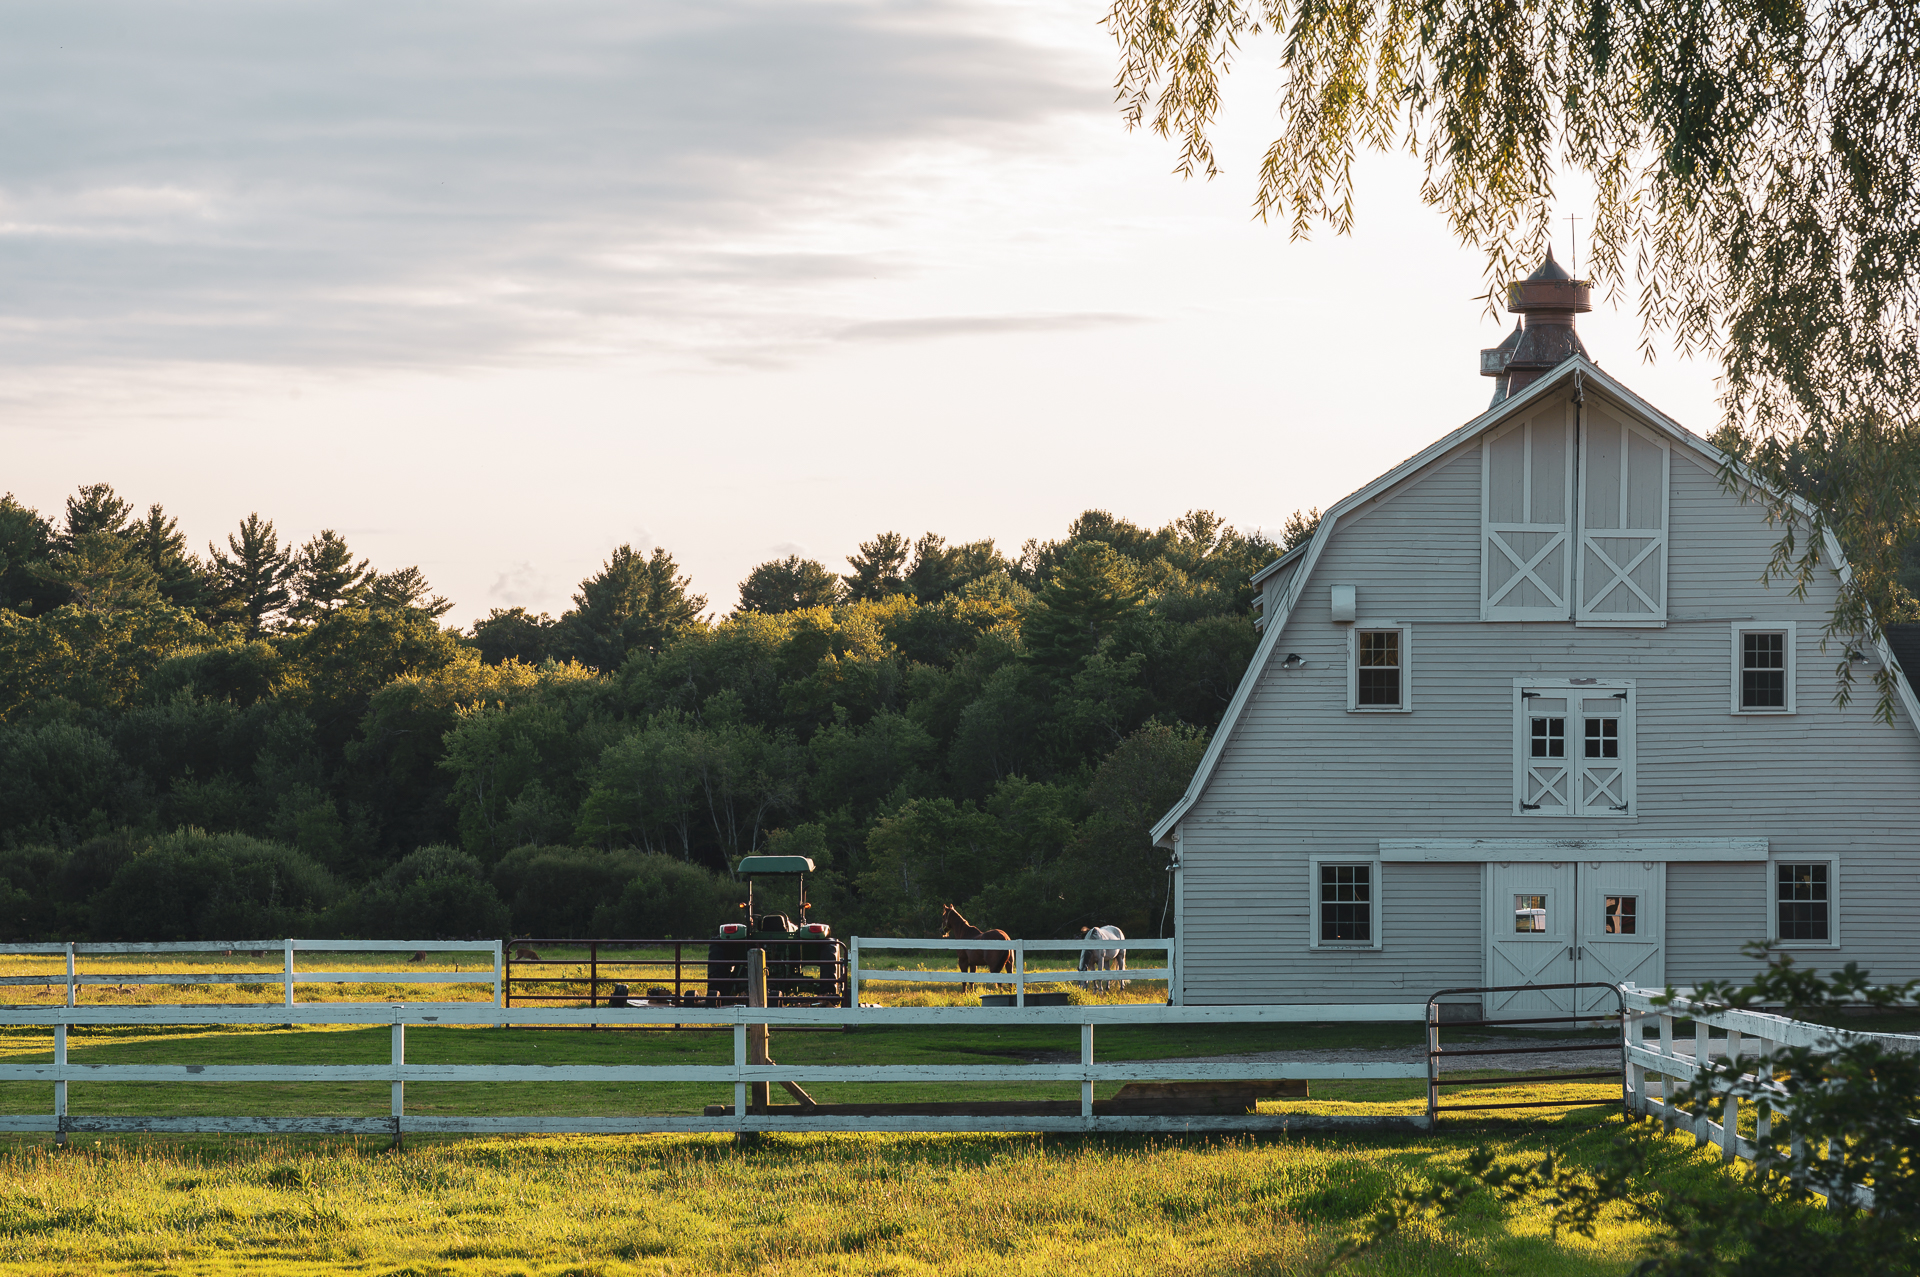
1485 862 1575 1016
1485 860 1666 1018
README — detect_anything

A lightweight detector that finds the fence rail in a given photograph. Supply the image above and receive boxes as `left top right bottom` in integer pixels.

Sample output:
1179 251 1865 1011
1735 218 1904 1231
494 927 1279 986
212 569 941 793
6 1000 1431 1139
0 940 503 1009
1621 985 1920 1209
849 937 1172 1004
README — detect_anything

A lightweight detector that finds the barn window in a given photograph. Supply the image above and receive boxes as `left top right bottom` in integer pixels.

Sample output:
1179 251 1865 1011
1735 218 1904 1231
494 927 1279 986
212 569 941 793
1515 681 1635 817
1347 626 1411 712
1733 623 1797 713
1310 858 1382 949
1773 861 1836 945
1604 895 1636 935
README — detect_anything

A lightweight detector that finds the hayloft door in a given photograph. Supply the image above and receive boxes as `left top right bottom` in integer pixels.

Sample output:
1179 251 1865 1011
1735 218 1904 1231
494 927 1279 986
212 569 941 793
1485 861 1576 1016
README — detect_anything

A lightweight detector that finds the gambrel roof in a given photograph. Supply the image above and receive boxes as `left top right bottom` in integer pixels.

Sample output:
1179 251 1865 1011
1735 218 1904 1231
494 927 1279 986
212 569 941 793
1153 354 1920 846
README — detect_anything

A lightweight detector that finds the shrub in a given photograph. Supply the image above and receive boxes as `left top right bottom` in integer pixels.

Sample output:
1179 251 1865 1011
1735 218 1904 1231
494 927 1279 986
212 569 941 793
335 845 510 939
590 855 743 939
491 845 646 938
90 829 339 940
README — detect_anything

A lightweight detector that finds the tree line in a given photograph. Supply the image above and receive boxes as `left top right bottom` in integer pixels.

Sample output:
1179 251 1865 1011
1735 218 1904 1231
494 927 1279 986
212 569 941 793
0 485 1300 942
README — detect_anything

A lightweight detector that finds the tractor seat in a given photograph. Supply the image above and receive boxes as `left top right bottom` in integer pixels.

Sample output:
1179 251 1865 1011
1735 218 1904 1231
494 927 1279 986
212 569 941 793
755 914 797 933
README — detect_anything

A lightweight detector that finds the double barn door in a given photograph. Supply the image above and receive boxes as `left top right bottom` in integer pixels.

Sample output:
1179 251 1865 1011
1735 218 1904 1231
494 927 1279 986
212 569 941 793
1485 860 1664 1017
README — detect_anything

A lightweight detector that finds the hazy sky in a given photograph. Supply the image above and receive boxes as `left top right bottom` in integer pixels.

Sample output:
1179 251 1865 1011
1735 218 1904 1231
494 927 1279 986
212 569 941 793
5 0 1725 619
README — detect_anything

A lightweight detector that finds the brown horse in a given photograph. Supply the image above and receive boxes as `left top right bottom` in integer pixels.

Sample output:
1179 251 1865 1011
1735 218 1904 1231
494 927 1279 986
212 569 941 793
940 904 1013 989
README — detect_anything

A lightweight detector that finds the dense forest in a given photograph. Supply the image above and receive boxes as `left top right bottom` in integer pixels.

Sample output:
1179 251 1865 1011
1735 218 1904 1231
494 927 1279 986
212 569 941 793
0 484 1306 943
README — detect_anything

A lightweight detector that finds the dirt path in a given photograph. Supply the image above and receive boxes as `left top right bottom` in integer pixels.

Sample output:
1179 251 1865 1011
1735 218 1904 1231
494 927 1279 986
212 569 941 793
1156 1037 1622 1073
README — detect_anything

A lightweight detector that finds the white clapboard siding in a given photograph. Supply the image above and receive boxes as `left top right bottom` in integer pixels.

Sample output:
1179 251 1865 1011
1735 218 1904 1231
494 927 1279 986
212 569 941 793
1482 401 1575 619
1175 392 1920 1005
1577 403 1670 622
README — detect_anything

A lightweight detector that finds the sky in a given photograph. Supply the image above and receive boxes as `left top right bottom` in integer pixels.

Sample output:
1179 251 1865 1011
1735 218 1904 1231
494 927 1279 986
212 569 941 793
3 0 1727 619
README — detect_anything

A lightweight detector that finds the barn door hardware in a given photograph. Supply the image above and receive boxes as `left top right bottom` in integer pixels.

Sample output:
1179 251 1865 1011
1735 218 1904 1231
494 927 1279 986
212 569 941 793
1521 802 1541 810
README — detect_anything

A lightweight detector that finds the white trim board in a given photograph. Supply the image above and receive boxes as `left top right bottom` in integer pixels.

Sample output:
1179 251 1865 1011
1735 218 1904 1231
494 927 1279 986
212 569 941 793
1379 838 1768 862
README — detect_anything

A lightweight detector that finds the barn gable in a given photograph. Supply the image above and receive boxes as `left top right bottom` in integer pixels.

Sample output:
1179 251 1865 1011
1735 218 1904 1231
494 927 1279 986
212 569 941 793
1157 355 1920 852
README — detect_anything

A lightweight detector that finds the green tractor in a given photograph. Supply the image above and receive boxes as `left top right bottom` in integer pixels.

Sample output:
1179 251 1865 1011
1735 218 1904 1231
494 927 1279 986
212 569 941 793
704 856 850 1006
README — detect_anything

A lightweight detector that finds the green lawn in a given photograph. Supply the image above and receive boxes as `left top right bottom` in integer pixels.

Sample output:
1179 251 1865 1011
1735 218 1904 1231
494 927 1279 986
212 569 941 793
0 1007 1782 1275
0 1110 1787 1276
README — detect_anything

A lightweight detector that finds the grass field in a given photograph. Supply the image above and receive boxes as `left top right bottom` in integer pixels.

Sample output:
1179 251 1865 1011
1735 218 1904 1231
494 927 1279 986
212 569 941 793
0 1110 1788 1276
0 950 1843 1274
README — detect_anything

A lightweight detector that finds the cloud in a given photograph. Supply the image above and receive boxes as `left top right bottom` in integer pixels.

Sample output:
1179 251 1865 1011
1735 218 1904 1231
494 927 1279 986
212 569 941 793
0 1 1102 370
834 311 1150 343
488 561 555 609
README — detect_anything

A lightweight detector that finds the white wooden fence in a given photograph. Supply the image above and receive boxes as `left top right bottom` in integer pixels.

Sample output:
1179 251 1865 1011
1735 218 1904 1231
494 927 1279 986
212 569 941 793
3 1000 1432 1140
1622 985 1920 1209
0 940 504 1008
848 937 1171 1003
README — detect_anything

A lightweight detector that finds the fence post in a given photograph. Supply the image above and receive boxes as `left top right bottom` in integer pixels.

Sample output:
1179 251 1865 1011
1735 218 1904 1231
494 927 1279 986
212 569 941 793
1015 943 1025 1008
53 1021 67 1148
492 941 503 1010
1081 1021 1094 1122
64 943 74 1009
747 950 771 1111
391 1014 405 1150
1692 1019 1712 1146
849 938 860 1007
732 1020 747 1130
282 940 295 1011
1425 1000 1440 1127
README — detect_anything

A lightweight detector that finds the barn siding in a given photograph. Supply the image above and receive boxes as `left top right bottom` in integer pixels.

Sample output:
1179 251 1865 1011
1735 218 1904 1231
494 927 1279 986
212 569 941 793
1178 388 1920 1004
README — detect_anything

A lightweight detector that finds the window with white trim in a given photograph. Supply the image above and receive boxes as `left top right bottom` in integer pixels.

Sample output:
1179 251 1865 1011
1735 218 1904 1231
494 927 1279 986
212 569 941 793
1347 626 1411 711
1310 858 1381 948
1732 622 1797 713
1770 859 1838 946
1514 680 1636 817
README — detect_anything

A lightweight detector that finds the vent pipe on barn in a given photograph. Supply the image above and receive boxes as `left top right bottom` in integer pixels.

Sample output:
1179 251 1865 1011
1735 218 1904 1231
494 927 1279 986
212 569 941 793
1480 247 1592 405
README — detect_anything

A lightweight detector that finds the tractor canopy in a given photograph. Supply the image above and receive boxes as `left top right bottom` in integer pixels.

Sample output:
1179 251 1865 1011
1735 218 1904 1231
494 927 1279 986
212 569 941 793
736 855 814 875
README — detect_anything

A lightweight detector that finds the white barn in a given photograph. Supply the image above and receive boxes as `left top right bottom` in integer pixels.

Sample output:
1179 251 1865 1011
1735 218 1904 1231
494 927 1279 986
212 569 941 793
1154 256 1920 1016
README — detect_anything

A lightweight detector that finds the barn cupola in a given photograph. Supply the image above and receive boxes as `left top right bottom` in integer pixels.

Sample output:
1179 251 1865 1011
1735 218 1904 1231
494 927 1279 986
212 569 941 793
1480 247 1592 405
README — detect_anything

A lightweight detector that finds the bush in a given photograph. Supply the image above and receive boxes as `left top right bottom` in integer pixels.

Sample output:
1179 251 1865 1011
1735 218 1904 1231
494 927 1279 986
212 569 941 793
590 855 743 939
491 845 646 938
90 829 339 940
335 845 510 940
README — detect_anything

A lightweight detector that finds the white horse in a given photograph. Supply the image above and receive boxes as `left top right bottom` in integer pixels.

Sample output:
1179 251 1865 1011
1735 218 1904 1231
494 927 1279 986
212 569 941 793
1078 925 1128 994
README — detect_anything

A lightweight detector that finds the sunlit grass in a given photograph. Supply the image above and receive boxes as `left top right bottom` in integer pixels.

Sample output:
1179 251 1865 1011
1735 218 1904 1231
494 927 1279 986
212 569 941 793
0 1111 1771 1276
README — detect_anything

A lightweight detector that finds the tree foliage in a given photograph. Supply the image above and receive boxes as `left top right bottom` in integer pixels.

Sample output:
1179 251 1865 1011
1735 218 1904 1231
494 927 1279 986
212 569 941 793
0 487 1275 941
1108 0 1920 713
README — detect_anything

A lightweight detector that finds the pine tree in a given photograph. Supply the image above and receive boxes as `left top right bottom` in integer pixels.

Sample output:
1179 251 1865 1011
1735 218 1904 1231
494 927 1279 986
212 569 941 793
287 530 373 622
557 544 707 671
736 556 842 614
368 565 453 618
58 483 136 549
843 532 911 602
0 495 54 615
1021 542 1147 670
131 504 214 615
45 530 159 613
208 513 293 635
